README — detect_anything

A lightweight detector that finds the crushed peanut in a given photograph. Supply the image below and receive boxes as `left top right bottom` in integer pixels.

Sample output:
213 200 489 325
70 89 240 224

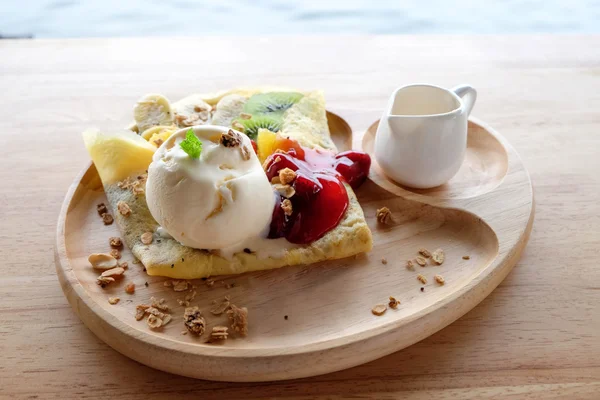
418 248 432 258
101 267 125 278
109 237 123 248
417 274 427 284
434 275 445 285
406 260 415 270
141 232 153 245
371 304 387 316
273 183 295 198
110 249 121 259
220 129 243 148
210 298 231 315
281 199 293 216
227 304 248 336
388 296 400 309
97 203 108 216
278 168 296 185
210 326 229 341
184 306 206 336
108 297 120 305
117 201 131 216
416 256 427 267
431 249 445 265
88 253 118 270
239 112 252 120
101 213 114 225
124 282 135 294
381 258 388 265
376 207 392 224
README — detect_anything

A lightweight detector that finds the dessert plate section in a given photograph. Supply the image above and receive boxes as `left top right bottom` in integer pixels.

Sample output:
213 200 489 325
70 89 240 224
362 119 509 199
56 113 534 382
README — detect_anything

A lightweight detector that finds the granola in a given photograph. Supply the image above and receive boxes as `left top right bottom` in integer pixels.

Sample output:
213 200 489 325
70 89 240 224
273 183 295 198
210 298 231 315
220 129 242 148
381 257 388 265
184 306 206 336
110 249 121 260
417 274 427 284
416 256 427 267
109 237 123 248
371 304 387 316
117 201 131 216
141 232 153 245
101 213 114 225
388 296 400 309
463 255 471 260
418 248 432 258
376 207 392 224
431 249 445 265
108 297 120 305
278 168 296 185
227 304 248 336
281 199 293 216
97 203 108 216
210 326 229 341
434 275 445 285
406 260 415 270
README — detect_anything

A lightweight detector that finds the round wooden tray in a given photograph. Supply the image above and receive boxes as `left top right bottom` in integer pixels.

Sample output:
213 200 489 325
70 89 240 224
55 113 534 382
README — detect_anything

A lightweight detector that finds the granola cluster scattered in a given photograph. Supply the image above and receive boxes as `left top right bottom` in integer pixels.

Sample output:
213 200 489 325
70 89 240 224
371 304 387 316
227 304 249 336
220 129 242 148
117 174 147 196
209 326 229 341
97 203 114 225
388 296 400 309
376 207 392 224
183 306 205 335
117 201 131 216
136 297 172 329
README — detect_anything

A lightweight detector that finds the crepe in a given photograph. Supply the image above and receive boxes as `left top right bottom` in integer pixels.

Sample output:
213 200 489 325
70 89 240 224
87 89 373 279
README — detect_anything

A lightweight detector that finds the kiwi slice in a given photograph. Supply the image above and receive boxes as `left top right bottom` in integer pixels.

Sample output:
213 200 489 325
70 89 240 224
234 115 281 140
243 92 304 118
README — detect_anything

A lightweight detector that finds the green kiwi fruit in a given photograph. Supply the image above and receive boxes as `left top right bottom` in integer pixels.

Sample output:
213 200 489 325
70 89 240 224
234 115 282 140
243 92 304 118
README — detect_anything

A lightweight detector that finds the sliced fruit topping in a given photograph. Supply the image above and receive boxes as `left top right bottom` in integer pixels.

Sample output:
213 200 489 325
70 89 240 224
243 92 304 119
233 115 281 140
133 94 174 133
334 150 372 188
83 129 155 184
141 125 176 148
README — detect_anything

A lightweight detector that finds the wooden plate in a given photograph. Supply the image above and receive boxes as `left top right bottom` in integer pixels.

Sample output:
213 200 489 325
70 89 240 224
55 113 534 382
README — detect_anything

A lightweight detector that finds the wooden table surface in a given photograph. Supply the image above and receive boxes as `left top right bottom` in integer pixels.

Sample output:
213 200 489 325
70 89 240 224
1 35 599 399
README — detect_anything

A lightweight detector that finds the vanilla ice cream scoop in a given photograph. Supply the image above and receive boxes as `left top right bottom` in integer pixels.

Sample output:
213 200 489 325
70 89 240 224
146 126 275 250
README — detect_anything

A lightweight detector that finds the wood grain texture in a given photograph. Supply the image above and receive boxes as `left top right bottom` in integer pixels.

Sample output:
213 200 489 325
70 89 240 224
1 35 599 398
55 116 530 381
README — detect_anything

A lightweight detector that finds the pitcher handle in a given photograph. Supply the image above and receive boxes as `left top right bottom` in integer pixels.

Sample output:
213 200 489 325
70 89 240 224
452 84 477 116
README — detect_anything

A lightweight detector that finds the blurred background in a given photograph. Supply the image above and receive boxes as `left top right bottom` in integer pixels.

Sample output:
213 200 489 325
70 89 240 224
2 0 600 38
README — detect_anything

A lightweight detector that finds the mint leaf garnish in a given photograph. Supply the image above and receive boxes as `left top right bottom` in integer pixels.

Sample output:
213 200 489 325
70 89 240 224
179 129 202 159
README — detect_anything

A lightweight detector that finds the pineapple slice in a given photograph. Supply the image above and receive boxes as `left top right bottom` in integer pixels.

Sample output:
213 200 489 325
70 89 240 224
257 129 277 164
82 129 156 185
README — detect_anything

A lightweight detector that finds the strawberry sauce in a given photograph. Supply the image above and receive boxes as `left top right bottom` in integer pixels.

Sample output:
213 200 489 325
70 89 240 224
264 145 371 244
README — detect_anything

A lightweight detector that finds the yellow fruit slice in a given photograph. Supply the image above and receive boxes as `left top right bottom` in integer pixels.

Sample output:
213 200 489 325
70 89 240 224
257 128 277 164
140 125 177 147
83 129 156 184
133 94 174 133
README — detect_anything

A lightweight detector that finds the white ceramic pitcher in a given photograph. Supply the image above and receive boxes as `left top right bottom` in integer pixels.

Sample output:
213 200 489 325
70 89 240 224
374 84 477 189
